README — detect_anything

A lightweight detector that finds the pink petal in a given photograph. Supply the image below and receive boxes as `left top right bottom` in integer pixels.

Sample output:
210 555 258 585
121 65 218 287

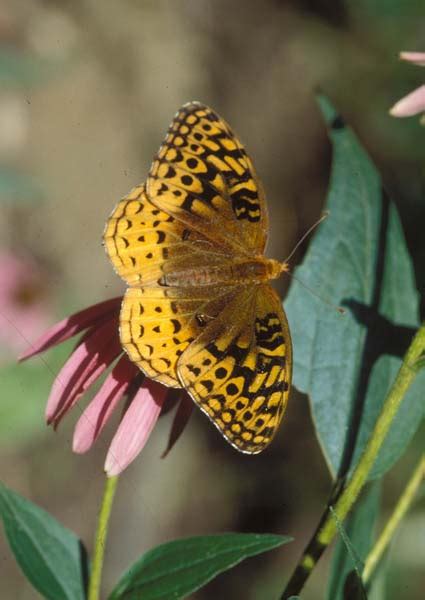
161 392 193 458
159 388 181 418
46 319 122 426
19 297 122 361
400 51 425 66
73 356 138 453
104 379 167 476
390 85 425 117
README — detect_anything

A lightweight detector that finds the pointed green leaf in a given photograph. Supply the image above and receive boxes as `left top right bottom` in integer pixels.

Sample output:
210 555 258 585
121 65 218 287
109 533 291 600
0 483 88 600
327 484 380 600
284 94 425 480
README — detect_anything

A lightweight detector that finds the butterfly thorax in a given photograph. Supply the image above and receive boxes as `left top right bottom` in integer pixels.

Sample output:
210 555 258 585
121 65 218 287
160 257 288 287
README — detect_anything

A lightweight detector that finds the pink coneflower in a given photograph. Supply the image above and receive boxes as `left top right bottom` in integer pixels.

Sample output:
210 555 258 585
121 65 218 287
19 297 193 475
390 52 425 121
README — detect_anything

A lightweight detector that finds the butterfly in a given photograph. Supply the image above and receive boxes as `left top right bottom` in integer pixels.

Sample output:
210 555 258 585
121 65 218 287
103 102 292 453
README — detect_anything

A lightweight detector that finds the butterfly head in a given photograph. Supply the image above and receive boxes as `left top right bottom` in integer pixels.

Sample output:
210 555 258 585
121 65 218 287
265 258 290 281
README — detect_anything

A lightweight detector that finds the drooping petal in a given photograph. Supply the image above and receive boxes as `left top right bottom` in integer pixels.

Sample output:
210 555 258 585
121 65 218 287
46 319 122 426
400 51 425 66
390 84 425 117
159 388 182 418
104 379 167 476
19 297 122 360
161 392 193 458
73 356 139 453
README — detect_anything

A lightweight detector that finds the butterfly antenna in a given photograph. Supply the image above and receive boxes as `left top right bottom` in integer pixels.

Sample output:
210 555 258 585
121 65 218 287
286 271 345 315
283 210 329 265
280 210 344 313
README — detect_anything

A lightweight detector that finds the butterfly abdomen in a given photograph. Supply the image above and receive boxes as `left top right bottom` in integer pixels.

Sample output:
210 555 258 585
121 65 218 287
159 258 285 288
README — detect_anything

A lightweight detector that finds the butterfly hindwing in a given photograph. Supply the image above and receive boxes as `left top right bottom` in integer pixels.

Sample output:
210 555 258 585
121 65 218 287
177 284 292 453
120 285 240 388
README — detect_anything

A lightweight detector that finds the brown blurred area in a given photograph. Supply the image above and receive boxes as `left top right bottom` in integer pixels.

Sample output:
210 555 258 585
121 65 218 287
1 1 424 599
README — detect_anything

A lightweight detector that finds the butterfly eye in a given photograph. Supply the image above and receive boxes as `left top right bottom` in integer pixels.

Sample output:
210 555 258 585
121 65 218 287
195 314 207 327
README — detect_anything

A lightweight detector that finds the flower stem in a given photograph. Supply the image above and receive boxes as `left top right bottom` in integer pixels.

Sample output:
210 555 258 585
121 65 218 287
88 475 119 600
281 323 425 599
363 453 425 583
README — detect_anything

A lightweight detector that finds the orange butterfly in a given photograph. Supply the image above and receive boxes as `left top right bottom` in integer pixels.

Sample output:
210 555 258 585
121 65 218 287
104 102 292 453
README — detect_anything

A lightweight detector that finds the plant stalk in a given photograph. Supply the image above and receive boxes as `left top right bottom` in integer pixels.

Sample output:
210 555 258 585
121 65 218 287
88 475 119 600
363 453 424 583
281 323 425 599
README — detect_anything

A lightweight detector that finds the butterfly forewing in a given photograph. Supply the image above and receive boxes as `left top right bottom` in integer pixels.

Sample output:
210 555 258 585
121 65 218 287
147 102 268 255
103 185 230 286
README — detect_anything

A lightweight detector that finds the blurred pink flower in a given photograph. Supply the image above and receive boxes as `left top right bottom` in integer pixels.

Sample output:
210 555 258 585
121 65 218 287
20 297 192 475
0 253 52 361
390 51 425 120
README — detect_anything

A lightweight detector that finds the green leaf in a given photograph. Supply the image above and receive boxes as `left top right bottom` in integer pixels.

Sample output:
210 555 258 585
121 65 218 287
109 533 291 600
327 483 380 600
284 94 424 480
330 507 365 583
349 203 425 480
0 483 88 600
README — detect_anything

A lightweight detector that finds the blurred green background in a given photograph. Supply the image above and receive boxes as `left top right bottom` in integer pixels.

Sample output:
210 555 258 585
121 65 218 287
0 1 424 598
